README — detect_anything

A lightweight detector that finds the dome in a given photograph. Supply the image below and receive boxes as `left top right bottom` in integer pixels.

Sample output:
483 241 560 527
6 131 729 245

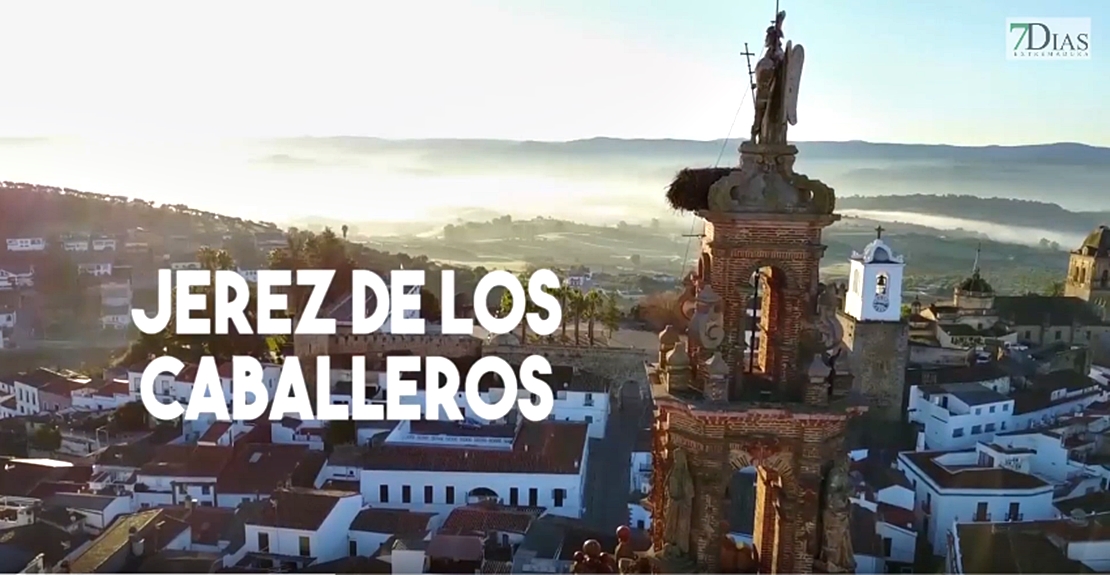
851 238 904 265
957 270 994 294
1078 225 1110 257
666 341 690 367
658 324 681 346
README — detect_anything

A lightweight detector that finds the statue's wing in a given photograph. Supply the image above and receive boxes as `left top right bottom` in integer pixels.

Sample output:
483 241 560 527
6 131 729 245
784 43 805 126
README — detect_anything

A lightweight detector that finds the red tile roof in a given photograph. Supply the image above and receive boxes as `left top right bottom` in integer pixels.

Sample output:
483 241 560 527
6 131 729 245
876 502 915 531
427 534 484 562
216 444 323 495
360 421 588 474
94 381 131 397
163 505 236 546
198 422 232 443
440 502 544 535
138 445 233 478
900 450 1050 491
349 508 435 535
249 488 358 531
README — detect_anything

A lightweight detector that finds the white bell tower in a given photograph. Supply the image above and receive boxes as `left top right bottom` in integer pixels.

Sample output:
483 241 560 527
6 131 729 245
844 226 904 322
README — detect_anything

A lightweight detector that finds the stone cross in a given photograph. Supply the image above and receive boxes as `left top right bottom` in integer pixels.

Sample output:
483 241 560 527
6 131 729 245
875 225 884 239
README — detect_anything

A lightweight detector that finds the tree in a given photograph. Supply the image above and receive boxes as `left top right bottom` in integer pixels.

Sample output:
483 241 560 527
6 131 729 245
341 224 349 239
583 290 603 346
196 246 235 272
1043 280 1065 297
420 290 442 323
600 293 622 339
31 425 62 453
324 420 357 453
112 401 150 431
566 288 585 345
498 273 538 342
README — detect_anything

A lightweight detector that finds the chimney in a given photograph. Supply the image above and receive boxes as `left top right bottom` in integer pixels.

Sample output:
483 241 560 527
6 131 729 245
128 526 145 557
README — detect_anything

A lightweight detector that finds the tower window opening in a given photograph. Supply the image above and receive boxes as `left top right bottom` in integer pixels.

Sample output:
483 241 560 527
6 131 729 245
1101 270 1108 288
1081 268 1087 284
875 273 889 296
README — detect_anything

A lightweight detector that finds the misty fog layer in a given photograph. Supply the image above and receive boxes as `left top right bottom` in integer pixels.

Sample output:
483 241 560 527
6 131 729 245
840 209 1085 249
0 137 1107 231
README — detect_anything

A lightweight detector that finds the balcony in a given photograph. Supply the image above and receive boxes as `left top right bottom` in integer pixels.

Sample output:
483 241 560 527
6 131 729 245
1006 513 1024 522
973 512 991 522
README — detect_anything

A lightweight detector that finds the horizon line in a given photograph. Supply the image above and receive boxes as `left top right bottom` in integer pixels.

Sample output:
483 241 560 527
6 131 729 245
0 135 1103 149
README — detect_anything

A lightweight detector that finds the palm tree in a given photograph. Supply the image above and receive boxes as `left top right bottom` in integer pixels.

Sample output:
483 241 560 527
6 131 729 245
583 289 603 346
497 273 536 342
567 288 584 345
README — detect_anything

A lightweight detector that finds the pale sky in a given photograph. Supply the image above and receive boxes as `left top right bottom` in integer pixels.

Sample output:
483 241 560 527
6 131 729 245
0 0 1104 145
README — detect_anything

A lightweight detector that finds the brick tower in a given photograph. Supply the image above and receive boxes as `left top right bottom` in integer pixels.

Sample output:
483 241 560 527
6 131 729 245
647 11 864 574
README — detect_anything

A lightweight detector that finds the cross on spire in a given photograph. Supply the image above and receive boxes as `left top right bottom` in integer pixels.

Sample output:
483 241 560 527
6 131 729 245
972 242 982 275
875 225 885 239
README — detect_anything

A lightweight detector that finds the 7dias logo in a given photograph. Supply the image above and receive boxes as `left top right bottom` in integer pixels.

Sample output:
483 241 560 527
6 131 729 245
1007 18 1091 60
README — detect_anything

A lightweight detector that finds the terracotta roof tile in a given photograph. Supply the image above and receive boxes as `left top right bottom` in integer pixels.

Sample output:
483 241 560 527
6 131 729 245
138 445 233 478
440 502 544 535
900 450 1050 491
427 534 483 562
360 420 588 474
875 502 915 530
349 508 435 535
198 422 232 443
162 505 237 546
216 444 321 495
249 488 358 531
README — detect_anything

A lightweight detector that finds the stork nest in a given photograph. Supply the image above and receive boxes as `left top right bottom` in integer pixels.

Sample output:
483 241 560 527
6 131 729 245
665 167 732 212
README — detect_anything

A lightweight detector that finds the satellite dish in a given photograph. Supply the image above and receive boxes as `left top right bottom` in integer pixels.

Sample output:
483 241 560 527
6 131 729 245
1070 508 1088 523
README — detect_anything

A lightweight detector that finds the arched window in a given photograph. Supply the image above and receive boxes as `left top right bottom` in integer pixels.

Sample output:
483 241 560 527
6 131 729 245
1081 268 1088 284
875 273 889 296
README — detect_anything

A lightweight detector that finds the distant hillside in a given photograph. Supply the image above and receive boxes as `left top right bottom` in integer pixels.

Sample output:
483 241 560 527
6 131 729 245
0 181 280 238
837 194 1109 236
260 138 1110 212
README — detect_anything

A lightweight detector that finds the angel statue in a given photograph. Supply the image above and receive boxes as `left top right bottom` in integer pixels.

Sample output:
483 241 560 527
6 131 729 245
750 10 805 146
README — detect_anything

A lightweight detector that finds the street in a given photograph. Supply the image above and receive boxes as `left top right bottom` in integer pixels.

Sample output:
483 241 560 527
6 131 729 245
582 376 653 531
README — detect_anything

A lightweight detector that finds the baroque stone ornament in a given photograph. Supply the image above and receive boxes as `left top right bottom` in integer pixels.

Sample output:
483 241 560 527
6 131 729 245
570 527 658 574
816 456 855 573
690 285 726 351
663 448 695 555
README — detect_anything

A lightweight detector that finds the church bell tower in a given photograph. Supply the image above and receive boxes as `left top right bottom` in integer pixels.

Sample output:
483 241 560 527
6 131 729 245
838 228 911 450
648 9 864 574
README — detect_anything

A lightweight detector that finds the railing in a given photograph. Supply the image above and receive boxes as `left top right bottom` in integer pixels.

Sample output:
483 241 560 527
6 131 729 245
974 512 991 522
1006 513 1024 521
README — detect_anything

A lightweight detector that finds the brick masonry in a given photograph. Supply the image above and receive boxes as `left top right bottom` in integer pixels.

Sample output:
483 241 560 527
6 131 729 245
651 180 859 572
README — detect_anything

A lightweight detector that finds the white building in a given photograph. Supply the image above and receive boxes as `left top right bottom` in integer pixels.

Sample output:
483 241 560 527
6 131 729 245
43 492 131 531
61 235 90 252
101 304 132 330
898 446 1057 555
214 443 326 508
91 236 117 251
908 365 1106 451
348 420 589 518
133 445 234 508
77 262 113 277
347 508 438 558
5 238 44 252
383 360 611 439
844 236 905 322
241 488 362 569
0 264 33 289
